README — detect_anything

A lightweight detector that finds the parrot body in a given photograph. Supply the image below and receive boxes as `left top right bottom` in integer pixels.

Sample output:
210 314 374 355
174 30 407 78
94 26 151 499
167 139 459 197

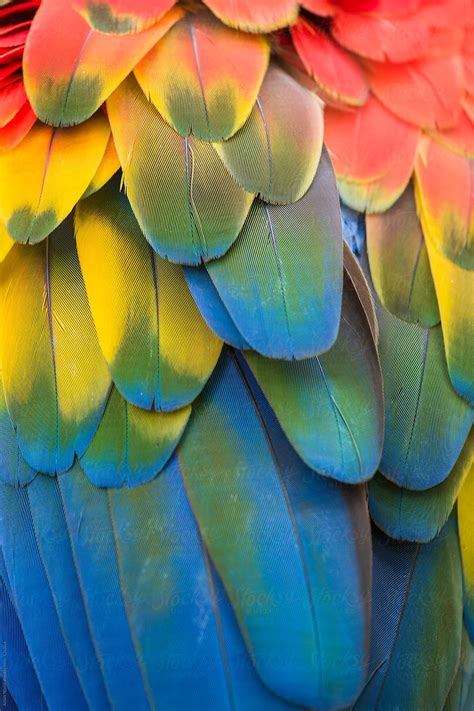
0 0 473 709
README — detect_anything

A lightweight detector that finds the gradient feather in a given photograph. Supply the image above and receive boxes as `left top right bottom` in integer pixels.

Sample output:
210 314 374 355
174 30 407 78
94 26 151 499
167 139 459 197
244 275 384 483
75 178 222 410
178 349 372 709
0 217 111 473
134 10 270 141
0 116 109 243
354 518 463 709
108 75 254 264
206 148 343 359
377 301 473 489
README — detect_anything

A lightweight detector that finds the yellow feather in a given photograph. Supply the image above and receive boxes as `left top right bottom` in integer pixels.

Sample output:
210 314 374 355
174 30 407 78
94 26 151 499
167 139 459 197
0 114 110 244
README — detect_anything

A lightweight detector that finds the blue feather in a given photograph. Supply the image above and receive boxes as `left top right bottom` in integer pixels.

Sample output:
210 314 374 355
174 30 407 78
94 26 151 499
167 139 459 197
0 483 87 710
184 265 250 349
178 349 372 709
58 464 149 711
0 550 45 711
109 454 296 710
26 475 110 709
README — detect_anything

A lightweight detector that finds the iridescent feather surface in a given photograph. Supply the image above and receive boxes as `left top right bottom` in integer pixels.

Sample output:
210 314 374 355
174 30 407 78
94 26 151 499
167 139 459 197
0 0 472 709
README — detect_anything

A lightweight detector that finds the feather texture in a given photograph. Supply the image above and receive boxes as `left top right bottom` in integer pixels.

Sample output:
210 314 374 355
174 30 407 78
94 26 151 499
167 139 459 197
354 518 463 709
108 74 254 264
179 349 372 708
75 179 223 409
367 56 463 131
343 241 379 344
0 99 36 151
0 482 87 709
26 475 110 709
366 183 440 327
443 627 474 711
134 11 269 141
109 453 297 710
214 64 323 204
80 387 191 487
0 374 36 486
206 148 343 359
0 550 45 711
324 97 419 213
0 218 111 474
83 135 120 198
184 265 250 349
415 139 474 403
0 220 14 261
75 0 176 33
202 0 299 32
458 465 474 644
0 116 110 244
291 18 369 107
369 430 474 542
377 301 473 490
244 274 383 483
58 463 149 710
23 0 182 125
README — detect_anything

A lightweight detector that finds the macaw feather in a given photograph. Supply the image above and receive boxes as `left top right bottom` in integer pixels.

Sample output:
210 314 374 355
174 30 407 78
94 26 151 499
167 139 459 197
244 274 384 483
26 475 110 708
203 0 299 32
415 139 474 403
0 217 112 474
75 0 176 34
458 464 474 644
370 430 474 543
59 462 149 709
80 387 191 488
83 134 120 198
184 265 251 349
354 517 463 709
0 99 36 151
366 182 440 327
134 10 270 141
214 63 323 204
0 116 110 244
179 349 372 709
108 74 254 264
366 55 463 131
75 178 223 410
377 300 473 490
0 374 36 486
206 148 343 360
291 17 369 107
324 96 419 213
0 549 45 710
23 0 182 126
0 482 88 708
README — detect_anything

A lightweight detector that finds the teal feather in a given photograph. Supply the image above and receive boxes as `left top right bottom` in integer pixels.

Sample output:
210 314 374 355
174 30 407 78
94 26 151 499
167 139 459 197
244 275 383 484
369 430 473 542
377 301 473 490
178 349 372 709
0 377 36 486
354 518 463 710
206 148 343 359
443 627 474 711
109 453 297 710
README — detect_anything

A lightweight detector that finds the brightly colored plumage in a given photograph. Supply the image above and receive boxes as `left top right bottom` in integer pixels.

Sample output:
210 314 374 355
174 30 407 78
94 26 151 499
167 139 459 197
0 0 473 709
